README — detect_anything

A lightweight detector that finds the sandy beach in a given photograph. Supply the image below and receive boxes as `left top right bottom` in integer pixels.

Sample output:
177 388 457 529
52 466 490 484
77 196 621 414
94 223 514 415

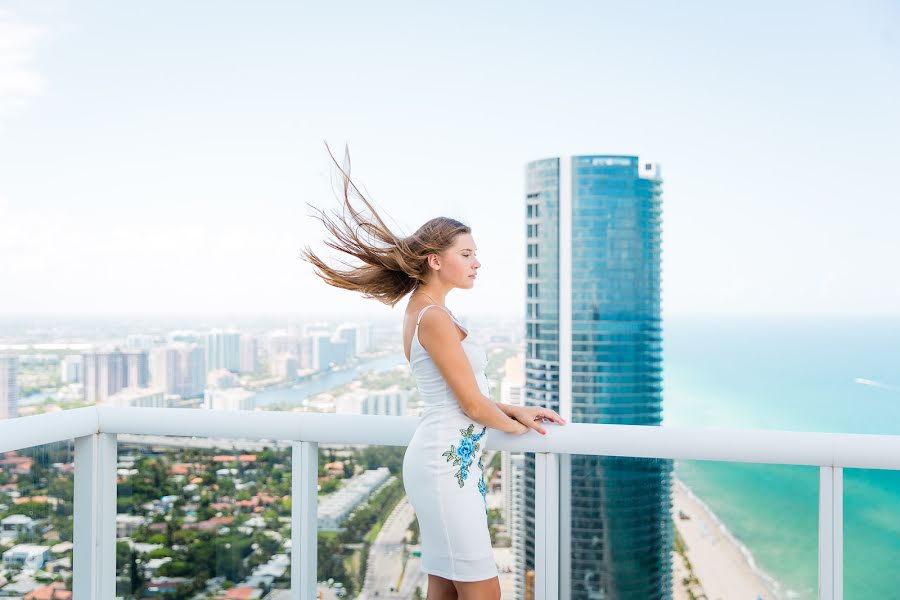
672 478 783 600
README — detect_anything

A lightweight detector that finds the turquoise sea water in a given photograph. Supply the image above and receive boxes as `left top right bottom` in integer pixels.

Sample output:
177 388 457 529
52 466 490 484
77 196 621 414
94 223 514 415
663 316 900 599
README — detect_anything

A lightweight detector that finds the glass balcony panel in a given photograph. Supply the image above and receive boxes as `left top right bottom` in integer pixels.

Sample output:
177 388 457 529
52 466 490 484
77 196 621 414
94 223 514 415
114 436 292 599
515 454 819 600
323 443 407 599
0 441 75 597
844 467 900 598
674 459 819 600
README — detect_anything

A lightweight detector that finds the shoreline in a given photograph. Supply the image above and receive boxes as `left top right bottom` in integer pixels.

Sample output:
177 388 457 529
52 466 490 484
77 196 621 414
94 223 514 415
672 477 788 600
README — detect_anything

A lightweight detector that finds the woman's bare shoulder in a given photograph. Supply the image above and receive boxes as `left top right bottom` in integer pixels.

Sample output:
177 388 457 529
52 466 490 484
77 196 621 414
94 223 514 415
416 305 457 338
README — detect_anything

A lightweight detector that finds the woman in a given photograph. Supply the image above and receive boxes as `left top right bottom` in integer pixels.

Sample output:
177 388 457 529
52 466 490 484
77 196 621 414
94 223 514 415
302 146 566 600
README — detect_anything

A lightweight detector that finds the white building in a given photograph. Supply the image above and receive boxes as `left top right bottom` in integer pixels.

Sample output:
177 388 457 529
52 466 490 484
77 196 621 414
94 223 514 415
266 331 299 362
356 323 372 354
317 468 391 531
335 323 359 358
240 335 258 374
204 387 256 411
83 348 149 404
124 349 150 389
203 330 241 372
177 344 205 398
335 322 371 355
334 390 367 414
500 353 525 408
2 544 50 571
60 354 83 384
307 332 330 372
149 343 205 398
363 386 409 416
271 353 299 381
116 514 149 538
0 355 18 420
0 515 37 541
107 387 168 409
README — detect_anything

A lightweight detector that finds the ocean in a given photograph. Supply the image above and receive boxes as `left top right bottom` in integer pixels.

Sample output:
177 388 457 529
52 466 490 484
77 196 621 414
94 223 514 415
662 316 900 599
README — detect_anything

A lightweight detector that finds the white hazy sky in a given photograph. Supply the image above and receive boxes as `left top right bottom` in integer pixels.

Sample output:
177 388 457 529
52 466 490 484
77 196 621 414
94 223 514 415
1 1 898 318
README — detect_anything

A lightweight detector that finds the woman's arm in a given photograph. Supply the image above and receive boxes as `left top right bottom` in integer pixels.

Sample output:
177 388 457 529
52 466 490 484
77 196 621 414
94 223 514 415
495 402 517 417
417 310 528 434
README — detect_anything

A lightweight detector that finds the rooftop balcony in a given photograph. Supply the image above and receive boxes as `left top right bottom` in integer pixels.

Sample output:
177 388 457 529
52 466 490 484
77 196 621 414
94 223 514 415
2 406 899 599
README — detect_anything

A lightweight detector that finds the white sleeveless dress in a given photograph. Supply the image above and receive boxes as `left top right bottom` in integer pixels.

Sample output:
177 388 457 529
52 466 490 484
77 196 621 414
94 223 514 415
402 304 498 582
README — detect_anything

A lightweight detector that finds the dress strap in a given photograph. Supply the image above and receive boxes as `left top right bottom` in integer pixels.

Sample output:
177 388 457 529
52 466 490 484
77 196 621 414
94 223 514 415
416 304 465 328
416 304 442 326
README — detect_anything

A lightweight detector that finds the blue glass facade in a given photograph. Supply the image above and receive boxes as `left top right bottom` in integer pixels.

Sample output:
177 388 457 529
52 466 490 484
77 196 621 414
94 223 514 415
524 156 672 599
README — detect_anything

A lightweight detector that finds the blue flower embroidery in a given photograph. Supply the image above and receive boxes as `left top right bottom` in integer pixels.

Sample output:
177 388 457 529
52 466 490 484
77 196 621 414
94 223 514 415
457 438 475 463
441 423 487 488
477 455 487 510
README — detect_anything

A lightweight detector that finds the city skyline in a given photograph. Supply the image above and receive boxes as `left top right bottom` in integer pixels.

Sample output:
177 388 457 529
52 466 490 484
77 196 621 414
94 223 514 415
2 2 899 318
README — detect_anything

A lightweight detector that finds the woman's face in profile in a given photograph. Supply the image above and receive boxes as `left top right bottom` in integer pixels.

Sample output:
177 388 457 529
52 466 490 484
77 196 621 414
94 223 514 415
439 233 480 289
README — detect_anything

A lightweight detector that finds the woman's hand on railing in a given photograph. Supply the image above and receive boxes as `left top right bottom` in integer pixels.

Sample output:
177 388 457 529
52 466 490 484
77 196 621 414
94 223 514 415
504 418 531 435
508 406 567 436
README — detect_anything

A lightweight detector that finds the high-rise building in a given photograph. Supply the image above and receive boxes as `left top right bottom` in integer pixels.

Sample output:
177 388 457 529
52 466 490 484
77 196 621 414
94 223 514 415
0 355 19 420
60 355 83 384
124 350 149 389
336 322 373 355
308 333 352 372
271 353 299 381
203 330 241 373
240 335 258 374
149 347 178 395
150 344 205 399
266 330 299 360
83 349 149 404
179 344 205 398
335 323 362 357
523 155 670 599
83 350 125 404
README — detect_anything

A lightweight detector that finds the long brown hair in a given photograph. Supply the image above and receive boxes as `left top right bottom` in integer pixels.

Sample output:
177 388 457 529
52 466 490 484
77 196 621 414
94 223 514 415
301 144 470 307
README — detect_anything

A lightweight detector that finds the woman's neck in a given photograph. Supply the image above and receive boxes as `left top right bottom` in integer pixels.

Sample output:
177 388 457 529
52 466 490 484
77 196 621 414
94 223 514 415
413 285 449 306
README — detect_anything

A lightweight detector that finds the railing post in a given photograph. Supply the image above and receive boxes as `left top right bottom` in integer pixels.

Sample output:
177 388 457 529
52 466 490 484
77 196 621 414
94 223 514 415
73 433 117 600
819 466 844 600
535 452 560 600
293 441 318 600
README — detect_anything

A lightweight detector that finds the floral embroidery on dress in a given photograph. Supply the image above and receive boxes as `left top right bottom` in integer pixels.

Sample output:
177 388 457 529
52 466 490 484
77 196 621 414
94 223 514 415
476 454 487 510
441 423 487 488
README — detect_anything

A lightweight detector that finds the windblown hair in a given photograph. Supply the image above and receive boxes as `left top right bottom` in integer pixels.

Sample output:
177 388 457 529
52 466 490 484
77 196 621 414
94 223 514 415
301 144 470 307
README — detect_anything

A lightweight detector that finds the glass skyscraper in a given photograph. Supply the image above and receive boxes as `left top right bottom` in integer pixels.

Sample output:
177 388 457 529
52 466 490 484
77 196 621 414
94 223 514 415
522 156 671 599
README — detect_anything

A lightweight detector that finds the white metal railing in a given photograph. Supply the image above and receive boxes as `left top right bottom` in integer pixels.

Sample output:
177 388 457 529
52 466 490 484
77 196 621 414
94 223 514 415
3 406 900 599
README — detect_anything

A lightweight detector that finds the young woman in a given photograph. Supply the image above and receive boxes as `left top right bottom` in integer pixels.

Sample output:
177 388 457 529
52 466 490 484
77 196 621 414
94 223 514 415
302 147 566 600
